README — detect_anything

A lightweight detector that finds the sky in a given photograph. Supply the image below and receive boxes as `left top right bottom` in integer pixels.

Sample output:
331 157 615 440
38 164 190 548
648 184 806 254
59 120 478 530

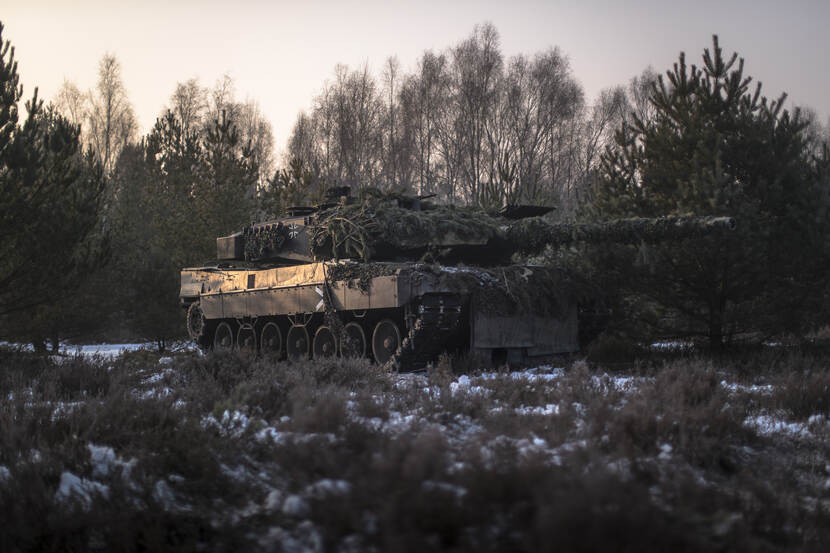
3 0 828 159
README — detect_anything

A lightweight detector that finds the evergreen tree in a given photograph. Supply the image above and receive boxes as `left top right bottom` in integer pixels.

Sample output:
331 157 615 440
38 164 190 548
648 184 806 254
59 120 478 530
103 109 258 349
593 36 830 346
260 157 320 218
0 22 107 344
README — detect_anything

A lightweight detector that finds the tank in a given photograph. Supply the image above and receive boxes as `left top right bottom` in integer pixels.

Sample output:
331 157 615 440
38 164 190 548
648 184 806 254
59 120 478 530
180 188 735 368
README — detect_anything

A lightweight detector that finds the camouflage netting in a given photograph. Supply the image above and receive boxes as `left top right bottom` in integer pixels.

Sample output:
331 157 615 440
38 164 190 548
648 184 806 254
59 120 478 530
310 200 502 261
239 189 735 264
243 224 289 261
325 261 595 317
325 261 401 292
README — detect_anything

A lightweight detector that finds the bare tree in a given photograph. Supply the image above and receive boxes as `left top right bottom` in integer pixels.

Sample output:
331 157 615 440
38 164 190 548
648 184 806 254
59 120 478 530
451 22 503 206
286 111 318 169
208 73 240 124
625 67 658 128
325 63 385 189
405 51 449 197
87 54 136 175
53 79 86 130
238 98 275 185
382 56 400 188
169 78 207 137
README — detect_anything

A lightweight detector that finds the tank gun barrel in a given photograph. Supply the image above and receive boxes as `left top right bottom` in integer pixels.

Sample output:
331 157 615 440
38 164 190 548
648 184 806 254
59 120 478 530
505 215 736 256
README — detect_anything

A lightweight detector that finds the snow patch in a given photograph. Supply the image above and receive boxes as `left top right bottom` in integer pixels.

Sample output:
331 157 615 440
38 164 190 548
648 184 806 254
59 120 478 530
450 375 491 397
478 367 564 383
264 489 283 511
514 403 560 416
305 478 351 499
88 443 136 479
744 415 812 438
55 471 109 507
203 410 252 437
282 494 310 517
153 479 177 510
720 380 774 395
422 480 467 499
255 427 338 445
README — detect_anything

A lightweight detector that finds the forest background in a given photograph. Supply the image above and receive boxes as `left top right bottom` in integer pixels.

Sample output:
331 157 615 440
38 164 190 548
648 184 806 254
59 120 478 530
1 21 828 352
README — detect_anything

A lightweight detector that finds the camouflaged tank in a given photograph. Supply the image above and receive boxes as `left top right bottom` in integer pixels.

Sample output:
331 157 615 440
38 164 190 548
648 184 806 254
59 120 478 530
180 188 735 368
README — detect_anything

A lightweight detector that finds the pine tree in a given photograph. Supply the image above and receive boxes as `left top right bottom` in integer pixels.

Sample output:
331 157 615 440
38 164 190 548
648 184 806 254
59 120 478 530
103 109 259 348
593 36 830 346
0 22 107 344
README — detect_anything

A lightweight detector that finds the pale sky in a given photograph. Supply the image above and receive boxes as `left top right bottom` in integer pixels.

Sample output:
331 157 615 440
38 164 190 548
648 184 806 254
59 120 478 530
3 0 828 158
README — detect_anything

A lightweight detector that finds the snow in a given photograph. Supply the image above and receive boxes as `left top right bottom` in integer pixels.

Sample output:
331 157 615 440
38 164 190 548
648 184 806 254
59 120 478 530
720 380 774 395
650 341 694 351
142 368 173 384
255 427 339 445
203 409 253 437
264 489 283 511
282 494 310 517
153 479 177 510
477 366 565 382
305 479 351 498
513 403 560 416
3 340 200 359
422 480 468 499
744 415 812 438
55 471 110 507
88 443 136 479
449 375 491 396
61 343 155 358
51 401 84 421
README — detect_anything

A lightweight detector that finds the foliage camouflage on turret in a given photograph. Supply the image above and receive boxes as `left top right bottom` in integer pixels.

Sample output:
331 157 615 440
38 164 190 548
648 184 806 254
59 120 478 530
239 191 734 264
309 200 501 261
243 224 289 261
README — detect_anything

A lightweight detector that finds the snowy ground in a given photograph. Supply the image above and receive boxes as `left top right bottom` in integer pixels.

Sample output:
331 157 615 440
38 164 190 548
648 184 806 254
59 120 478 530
1 340 199 359
1 348 828 551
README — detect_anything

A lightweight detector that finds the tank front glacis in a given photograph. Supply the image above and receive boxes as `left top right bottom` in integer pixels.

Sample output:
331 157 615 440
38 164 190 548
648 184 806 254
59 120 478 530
180 189 735 368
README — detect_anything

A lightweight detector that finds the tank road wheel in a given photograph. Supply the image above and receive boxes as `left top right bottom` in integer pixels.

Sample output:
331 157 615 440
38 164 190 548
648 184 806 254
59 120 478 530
214 322 234 352
237 324 256 355
313 326 337 359
340 322 366 358
286 325 310 361
372 319 401 365
260 322 283 358
186 302 208 345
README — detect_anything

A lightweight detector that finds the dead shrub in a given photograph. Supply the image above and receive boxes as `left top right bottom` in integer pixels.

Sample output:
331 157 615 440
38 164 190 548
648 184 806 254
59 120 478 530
585 333 647 365
768 368 830 419
597 360 751 468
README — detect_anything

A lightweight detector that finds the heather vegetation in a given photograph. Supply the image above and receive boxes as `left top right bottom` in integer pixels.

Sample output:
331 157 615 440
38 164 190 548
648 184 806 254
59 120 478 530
1 347 829 552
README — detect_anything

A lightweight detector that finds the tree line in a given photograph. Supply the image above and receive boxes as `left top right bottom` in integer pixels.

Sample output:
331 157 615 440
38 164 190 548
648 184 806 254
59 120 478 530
0 20 828 350
286 23 639 214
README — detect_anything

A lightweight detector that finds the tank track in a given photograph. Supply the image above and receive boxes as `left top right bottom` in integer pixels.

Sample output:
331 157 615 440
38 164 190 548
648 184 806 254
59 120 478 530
390 293 463 371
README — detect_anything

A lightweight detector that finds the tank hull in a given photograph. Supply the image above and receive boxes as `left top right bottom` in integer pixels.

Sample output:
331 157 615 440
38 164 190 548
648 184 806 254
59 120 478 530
180 261 578 367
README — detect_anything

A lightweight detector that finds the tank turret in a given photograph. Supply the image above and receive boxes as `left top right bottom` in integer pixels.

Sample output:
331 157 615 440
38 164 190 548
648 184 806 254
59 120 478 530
217 192 735 265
